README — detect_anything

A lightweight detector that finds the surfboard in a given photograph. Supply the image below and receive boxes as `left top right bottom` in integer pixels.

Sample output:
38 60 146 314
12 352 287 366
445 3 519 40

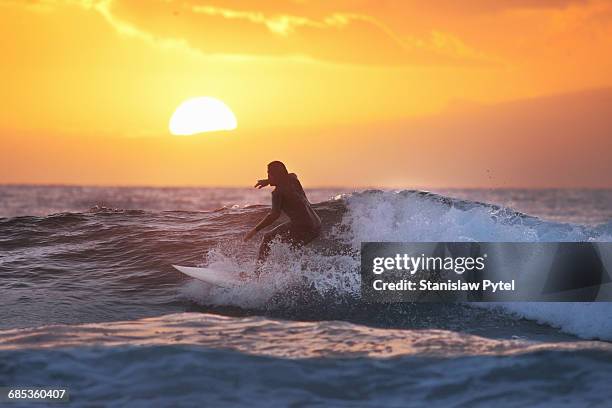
172 265 246 287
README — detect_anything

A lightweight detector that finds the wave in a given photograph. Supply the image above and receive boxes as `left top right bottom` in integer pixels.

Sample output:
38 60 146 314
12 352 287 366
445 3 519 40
2 313 612 407
182 190 612 340
344 191 612 340
5 345 612 407
2 189 611 340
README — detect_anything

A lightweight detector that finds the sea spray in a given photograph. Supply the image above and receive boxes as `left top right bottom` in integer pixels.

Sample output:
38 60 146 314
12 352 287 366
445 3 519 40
185 190 612 339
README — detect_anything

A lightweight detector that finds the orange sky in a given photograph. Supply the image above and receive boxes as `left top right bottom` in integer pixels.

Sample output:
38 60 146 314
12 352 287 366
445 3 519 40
1 0 611 187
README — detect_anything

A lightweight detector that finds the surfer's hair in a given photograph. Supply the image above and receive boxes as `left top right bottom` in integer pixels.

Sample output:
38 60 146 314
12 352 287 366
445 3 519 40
267 161 289 179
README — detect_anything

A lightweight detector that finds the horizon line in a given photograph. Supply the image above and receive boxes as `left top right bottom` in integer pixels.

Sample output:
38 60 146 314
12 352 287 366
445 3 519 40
1 182 610 190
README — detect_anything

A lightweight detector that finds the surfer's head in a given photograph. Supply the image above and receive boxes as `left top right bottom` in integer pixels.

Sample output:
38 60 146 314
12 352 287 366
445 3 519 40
267 161 289 186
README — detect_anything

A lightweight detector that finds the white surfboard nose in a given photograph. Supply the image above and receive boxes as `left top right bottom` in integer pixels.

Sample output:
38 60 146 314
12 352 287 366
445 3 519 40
172 265 244 287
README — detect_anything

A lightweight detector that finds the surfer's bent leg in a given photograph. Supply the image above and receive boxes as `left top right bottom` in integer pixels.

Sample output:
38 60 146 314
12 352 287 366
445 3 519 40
257 224 321 262
288 225 321 247
257 222 291 261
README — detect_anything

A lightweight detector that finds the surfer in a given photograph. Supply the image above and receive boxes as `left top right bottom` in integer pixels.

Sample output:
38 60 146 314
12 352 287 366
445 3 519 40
244 161 322 262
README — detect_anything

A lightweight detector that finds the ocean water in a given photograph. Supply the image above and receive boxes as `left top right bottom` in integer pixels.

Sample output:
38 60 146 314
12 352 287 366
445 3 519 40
1 185 611 407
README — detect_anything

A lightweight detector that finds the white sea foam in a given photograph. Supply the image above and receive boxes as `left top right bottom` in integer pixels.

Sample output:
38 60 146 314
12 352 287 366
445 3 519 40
486 303 612 340
344 190 612 341
180 240 359 309
184 190 612 340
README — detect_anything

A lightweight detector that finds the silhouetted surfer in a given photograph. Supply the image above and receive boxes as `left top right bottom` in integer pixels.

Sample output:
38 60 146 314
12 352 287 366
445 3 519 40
244 161 322 262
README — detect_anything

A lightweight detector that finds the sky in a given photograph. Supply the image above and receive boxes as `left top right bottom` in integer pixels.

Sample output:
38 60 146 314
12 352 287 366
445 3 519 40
1 0 611 187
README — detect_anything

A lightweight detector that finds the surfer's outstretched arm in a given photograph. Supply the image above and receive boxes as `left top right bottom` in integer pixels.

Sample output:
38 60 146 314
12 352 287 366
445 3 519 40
254 179 269 189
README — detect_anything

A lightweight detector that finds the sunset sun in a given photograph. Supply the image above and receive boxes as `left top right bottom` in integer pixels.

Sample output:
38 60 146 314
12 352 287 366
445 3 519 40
169 97 237 136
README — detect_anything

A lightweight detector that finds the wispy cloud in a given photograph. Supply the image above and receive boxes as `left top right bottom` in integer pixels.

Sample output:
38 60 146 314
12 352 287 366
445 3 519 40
5 0 497 66
187 4 494 64
189 5 342 36
92 0 206 59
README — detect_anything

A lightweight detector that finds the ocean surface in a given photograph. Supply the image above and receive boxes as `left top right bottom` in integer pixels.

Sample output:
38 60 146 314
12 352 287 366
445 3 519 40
1 185 612 407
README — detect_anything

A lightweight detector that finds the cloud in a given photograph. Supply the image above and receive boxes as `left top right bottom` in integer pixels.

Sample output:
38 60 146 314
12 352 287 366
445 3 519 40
187 4 493 64
92 0 206 59
8 0 498 66
132 1 499 66
336 0 590 14
188 5 344 37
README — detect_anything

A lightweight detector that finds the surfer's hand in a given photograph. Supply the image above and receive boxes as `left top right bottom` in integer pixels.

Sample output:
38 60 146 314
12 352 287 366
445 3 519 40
243 228 257 242
254 179 269 189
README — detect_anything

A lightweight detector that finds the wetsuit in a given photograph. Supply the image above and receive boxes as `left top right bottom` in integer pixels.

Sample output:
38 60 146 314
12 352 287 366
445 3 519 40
258 174 321 260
